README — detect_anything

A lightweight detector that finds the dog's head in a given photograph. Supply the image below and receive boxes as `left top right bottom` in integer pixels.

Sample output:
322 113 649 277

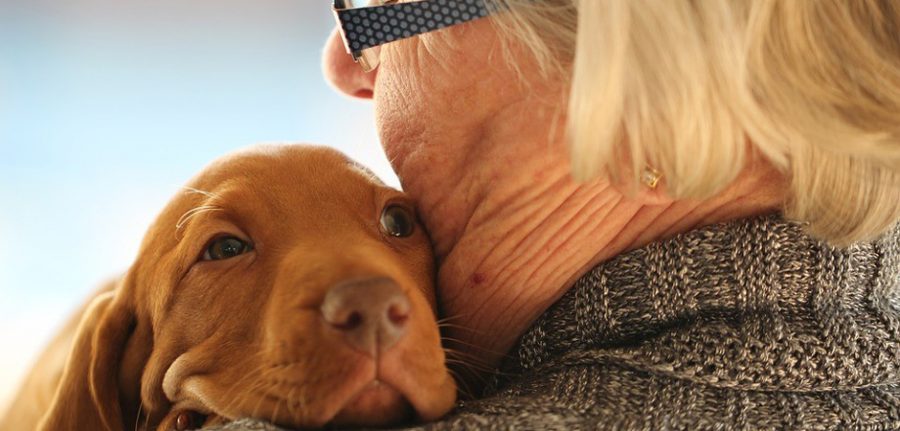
40 145 456 430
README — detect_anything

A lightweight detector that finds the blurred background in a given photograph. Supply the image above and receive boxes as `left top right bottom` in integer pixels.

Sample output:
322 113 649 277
0 0 395 406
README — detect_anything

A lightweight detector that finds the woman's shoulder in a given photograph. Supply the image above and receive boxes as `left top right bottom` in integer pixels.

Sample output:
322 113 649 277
430 354 900 430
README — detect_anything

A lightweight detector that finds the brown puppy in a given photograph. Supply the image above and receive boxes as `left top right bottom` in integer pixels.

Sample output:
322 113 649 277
1 144 456 430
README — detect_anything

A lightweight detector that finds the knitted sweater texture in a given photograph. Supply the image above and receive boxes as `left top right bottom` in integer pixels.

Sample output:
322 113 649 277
216 215 900 430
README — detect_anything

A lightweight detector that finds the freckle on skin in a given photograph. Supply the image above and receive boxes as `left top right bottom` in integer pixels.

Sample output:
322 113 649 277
471 273 486 285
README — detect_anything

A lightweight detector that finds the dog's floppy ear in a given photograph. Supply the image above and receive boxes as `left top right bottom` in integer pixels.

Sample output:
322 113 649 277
38 279 140 431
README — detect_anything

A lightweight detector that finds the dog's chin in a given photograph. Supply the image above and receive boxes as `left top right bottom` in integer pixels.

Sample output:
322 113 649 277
329 380 413 427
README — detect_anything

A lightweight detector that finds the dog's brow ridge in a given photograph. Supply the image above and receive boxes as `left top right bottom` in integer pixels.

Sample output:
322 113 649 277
174 205 224 240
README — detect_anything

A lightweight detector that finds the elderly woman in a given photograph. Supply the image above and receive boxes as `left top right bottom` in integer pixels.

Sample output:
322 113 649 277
237 0 900 429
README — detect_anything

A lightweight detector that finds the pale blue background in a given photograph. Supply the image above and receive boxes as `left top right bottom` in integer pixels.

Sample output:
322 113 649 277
0 0 395 405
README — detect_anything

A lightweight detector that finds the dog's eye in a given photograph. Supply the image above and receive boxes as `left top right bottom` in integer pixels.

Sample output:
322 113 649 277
202 236 252 261
173 410 207 430
380 204 415 238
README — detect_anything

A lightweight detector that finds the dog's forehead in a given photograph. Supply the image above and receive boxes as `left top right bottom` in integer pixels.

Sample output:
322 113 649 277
346 159 386 187
162 145 399 230
191 144 384 193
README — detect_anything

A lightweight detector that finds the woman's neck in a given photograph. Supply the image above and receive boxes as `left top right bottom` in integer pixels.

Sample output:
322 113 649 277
394 102 785 391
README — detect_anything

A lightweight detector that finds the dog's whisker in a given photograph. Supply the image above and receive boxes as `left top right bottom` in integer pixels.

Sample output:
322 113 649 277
270 390 281 426
446 368 479 401
260 366 317 425
444 359 494 377
449 368 495 387
177 205 219 226
181 186 220 200
438 324 494 342
443 354 490 368
219 361 270 417
443 345 515 388
235 380 262 416
443 354 496 375
443 348 491 370
219 375 252 415
437 323 490 337
222 348 267 404
250 365 295 423
174 204 223 235
248 378 271 424
250 367 282 411
285 386 298 421
436 314 464 325
449 362 493 390
444 348 514 380
441 344 494 362
132 400 144 431
298 382 311 420
264 367 293 425
445 368 476 400
142 403 152 431
441 336 505 358
219 362 262 409
437 322 472 330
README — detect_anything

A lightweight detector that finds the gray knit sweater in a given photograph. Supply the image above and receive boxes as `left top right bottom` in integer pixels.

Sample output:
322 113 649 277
215 215 900 430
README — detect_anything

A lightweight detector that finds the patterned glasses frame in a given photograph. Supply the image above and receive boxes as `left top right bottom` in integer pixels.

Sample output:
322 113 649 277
332 0 501 72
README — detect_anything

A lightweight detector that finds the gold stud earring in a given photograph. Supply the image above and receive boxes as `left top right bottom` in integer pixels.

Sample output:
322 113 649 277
641 166 662 189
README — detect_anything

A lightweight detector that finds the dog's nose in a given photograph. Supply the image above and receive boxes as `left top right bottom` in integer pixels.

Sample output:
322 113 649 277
321 277 410 356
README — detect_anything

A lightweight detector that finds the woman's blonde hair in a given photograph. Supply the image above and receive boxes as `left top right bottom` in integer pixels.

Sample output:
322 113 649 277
490 0 900 245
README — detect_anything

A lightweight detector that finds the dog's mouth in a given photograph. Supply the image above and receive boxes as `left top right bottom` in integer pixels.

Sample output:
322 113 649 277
179 354 448 429
329 379 413 427
315 343 453 428
173 371 416 430
166 302 456 429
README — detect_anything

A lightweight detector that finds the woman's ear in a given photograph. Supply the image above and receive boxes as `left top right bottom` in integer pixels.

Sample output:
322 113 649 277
38 279 140 431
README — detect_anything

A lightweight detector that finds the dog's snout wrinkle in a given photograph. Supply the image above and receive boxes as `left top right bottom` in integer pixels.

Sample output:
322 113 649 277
321 278 411 357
